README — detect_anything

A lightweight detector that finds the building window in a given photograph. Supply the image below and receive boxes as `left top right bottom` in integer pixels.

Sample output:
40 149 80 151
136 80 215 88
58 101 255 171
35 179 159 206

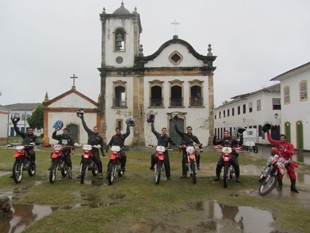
243 104 246 114
223 110 226 118
169 51 183 65
257 99 261 111
113 81 127 108
219 111 221 119
227 109 230 117
232 108 235 116
284 86 290 104
249 102 253 113
116 119 123 130
189 83 203 107
149 80 164 107
169 80 184 107
237 106 240 115
272 98 281 110
300 80 308 101
114 28 126 51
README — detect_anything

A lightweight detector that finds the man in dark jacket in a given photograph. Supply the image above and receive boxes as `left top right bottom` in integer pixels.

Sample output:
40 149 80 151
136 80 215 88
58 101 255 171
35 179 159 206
12 117 39 169
213 130 241 182
150 122 176 180
175 123 202 178
52 127 75 173
107 122 131 172
77 113 105 179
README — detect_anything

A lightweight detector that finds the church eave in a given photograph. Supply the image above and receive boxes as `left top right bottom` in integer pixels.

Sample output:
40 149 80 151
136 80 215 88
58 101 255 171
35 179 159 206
100 14 143 33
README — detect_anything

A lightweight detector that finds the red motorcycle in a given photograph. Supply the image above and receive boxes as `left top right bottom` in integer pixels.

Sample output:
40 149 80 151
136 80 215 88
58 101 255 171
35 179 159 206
179 144 200 184
80 144 100 184
214 145 241 188
11 143 36 184
106 146 124 185
149 145 166 185
49 144 73 183
258 148 298 196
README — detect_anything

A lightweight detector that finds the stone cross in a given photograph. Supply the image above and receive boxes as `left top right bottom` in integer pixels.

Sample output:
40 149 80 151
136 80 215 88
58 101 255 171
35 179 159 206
171 19 180 35
70 74 78 88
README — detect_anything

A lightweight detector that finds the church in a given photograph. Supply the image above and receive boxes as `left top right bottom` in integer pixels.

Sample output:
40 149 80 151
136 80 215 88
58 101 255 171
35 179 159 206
43 3 216 147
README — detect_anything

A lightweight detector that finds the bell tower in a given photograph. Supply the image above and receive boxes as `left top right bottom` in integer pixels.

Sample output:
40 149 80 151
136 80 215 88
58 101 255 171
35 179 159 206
99 2 142 68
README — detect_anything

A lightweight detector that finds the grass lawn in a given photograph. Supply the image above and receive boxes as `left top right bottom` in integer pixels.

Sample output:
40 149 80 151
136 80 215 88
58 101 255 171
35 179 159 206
0 146 309 233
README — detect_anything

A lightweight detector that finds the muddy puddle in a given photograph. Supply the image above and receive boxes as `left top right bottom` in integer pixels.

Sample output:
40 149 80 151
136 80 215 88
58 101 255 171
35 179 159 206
0 171 10 177
0 202 58 233
120 200 276 233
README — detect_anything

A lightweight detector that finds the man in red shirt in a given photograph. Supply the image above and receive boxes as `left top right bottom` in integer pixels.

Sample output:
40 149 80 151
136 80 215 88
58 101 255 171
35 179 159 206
266 128 298 193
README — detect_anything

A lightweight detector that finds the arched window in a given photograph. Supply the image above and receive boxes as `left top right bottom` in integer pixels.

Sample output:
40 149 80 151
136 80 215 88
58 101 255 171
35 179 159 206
300 80 308 101
114 28 126 51
169 80 184 107
189 80 203 107
283 86 290 104
149 80 164 107
113 81 127 108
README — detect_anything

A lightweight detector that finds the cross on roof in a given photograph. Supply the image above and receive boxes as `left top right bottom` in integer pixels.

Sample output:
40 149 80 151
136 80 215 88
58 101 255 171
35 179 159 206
171 19 180 35
70 74 78 88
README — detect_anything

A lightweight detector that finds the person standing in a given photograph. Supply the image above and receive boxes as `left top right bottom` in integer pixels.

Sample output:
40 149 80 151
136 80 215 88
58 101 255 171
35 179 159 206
150 122 176 180
77 110 105 179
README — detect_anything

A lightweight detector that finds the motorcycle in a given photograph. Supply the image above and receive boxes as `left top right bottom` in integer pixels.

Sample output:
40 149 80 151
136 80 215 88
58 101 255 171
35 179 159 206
258 148 298 196
49 144 73 183
179 144 199 184
149 145 167 185
214 145 241 188
106 145 124 185
79 144 100 184
11 143 36 184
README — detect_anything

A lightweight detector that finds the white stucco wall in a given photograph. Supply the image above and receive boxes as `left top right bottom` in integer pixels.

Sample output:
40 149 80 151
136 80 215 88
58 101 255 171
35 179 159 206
0 110 8 138
279 71 310 150
48 93 97 109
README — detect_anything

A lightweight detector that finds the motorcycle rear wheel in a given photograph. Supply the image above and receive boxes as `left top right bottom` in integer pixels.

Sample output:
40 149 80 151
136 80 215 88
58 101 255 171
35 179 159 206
91 162 98 176
154 162 162 185
12 160 23 184
108 163 116 185
28 164 36 177
259 174 277 196
49 162 58 183
223 163 229 188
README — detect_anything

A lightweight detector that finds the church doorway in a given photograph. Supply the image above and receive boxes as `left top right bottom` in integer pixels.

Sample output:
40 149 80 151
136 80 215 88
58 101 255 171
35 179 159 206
169 118 184 148
67 124 78 143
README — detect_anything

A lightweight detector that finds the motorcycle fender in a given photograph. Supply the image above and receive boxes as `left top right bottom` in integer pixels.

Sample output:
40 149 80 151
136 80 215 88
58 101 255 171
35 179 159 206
224 157 230 162
13 153 22 158
157 155 165 161
83 154 89 159
189 154 196 160
51 153 59 159
110 154 117 160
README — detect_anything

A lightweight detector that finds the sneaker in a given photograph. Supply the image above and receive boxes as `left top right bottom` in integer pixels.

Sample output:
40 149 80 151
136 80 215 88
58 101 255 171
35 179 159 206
291 186 299 193
98 173 103 179
236 177 241 183
213 176 220 181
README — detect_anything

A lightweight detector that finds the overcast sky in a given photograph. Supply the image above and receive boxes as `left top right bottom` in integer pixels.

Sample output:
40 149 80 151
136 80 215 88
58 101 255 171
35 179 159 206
1 0 309 107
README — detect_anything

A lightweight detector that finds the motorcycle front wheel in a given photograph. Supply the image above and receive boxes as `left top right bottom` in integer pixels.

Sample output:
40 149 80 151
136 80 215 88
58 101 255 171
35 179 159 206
91 161 98 176
107 162 116 185
80 162 88 184
223 163 229 188
259 174 277 196
28 163 36 177
154 162 162 185
190 162 197 184
12 160 23 184
49 162 58 183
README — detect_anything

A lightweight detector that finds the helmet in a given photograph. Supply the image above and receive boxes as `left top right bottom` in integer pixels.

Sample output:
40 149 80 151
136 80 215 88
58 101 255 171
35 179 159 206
11 113 20 123
262 122 272 133
146 113 155 123
237 127 246 135
53 120 64 130
171 112 178 122
126 117 135 127
76 108 84 118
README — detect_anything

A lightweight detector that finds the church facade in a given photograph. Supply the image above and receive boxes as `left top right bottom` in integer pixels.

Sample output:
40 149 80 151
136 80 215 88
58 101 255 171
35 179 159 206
98 3 216 146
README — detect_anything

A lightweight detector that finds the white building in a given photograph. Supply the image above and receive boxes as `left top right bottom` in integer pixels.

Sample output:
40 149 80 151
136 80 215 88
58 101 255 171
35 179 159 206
271 61 310 150
214 84 281 144
0 105 8 138
4 103 41 137
98 3 216 146
43 86 99 145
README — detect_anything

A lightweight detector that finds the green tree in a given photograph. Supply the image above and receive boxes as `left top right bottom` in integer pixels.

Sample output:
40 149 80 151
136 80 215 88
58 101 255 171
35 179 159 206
27 104 44 129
